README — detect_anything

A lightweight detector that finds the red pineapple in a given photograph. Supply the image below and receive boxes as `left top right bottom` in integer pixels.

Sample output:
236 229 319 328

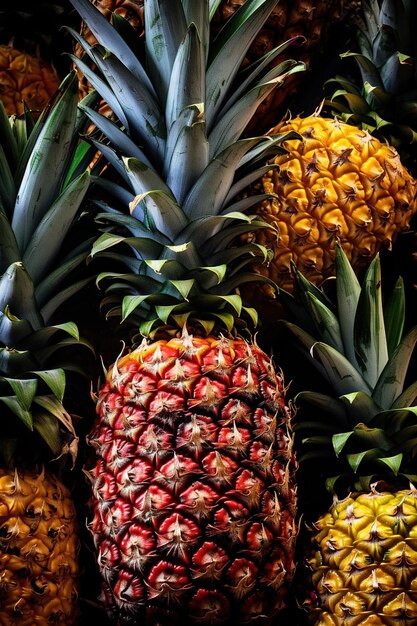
89 333 297 624
69 0 302 622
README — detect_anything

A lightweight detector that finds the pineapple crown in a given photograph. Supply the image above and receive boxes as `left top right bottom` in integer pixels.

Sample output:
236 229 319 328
280 243 417 495
68 0 305 340
324 0 417 165
0 72 94 467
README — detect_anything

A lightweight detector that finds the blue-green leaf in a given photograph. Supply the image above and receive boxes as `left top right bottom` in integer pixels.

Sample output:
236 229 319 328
311 342 372 396
183 137 262 219
23 171 90 284
0 263 43 330
166 23 205 131
11 73 78 251
89 47 165 163
304 292 344 353
79 104 153 167
206 0 279 128
373 326 417 409
130 190 188 241
384 276 405 357
69 0 156 97
209 61 305 157
145 0 187 103
166 116 208 204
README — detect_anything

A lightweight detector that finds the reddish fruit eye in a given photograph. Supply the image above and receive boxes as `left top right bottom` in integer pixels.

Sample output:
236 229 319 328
176 415 218 451
102 498 133 528
149 390 186 415
189 588 231 622
138 424 173 455
245 522 273 551
235 469 265 494
261 549 287 589
133 484 174 522
226 557 258 588
113 570 145 603
158 455 200 483
201 451 238 480
190 378 227 406
179 481 219 516
192 542 229 579
119 458 153 485
120 523 156 558
221 399 252 425
157 513 200 559
147 560 191 599
98 538 120 568
94 473 118 500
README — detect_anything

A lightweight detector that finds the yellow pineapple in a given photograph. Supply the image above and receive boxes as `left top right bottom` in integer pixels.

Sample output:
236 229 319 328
306 487 417 625
281 244 417 625
0 2 79 116
245 114 417 296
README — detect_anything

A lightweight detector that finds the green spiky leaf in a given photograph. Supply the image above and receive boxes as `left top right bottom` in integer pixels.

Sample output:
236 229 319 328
11 73 79 252
373 326 417 409
354 255 388 387
335 243 361 366
3 377 38 411
35 369 66 403
339 391 380 423
33 411 62 455
379 453 403 475
384 276 405 357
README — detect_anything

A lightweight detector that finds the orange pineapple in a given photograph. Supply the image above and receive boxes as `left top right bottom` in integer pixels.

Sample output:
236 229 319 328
0 74 93 624
0 44 60 115
249 114 417 294
0 1 79 115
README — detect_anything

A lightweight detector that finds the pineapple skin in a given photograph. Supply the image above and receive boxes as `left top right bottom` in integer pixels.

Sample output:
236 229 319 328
0 468 79 625
0 45 60 116
249 116 417 293
305 488 417 626
89 333 298 625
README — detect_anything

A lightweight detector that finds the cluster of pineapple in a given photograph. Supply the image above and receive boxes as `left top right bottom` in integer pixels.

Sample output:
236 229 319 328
0 1 417 625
